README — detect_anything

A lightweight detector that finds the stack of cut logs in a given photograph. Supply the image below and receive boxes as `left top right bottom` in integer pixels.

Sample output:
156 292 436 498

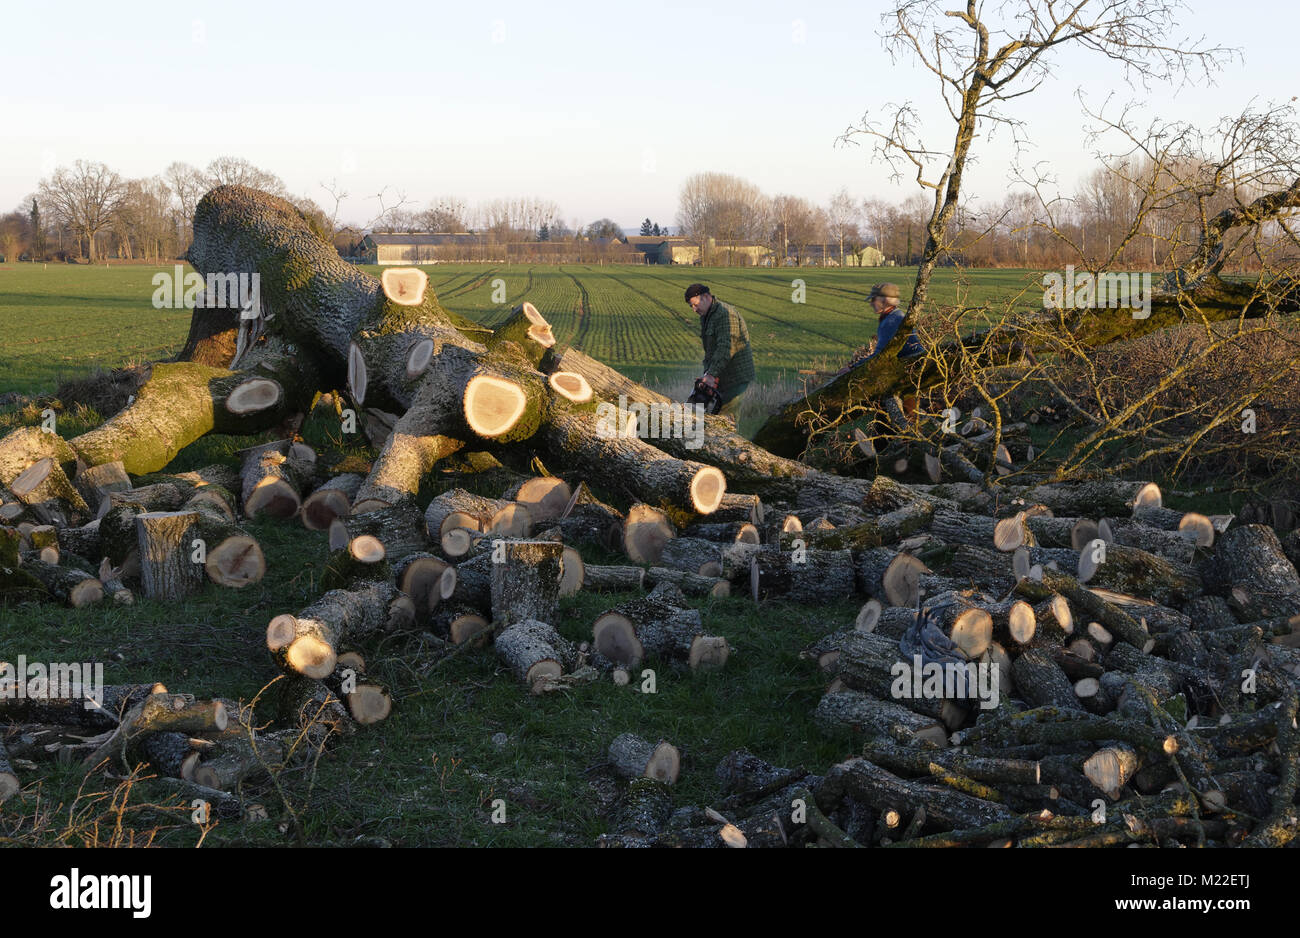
595 477 1300 847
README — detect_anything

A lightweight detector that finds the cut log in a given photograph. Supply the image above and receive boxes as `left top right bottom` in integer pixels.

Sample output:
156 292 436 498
623 504 677 565
541 400 726 520
818 757 1016 831
177 487 265 589
645 566 731 598
395 553 455 618
266 580 397 679
11 457 89 518
322 529 389 590
301 474 363 530
504 476 572 523
558 544 584 597
139 732 201 780
495 618 573 688
339 503 429 565
1011 649 1086 712
424 488 515 557
682 520 761 544
74 460 131 514
240 442 302 519
490 539 563 629
608 732 680 784
1082 744 1140 799
592 586 705 670
721 543 856 604
813 689 949 747
1204 524 1300 621
582 564 647 593
21 559 103 607
443 608 492 645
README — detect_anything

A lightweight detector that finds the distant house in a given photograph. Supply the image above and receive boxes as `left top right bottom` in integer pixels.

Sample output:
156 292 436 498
622 236 701 265
359 232 481 264
851 246 885 267
712 240 774 267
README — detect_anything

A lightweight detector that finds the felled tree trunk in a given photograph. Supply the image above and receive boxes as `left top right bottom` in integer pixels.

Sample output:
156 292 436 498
538 400 726 522
754 276 1294 459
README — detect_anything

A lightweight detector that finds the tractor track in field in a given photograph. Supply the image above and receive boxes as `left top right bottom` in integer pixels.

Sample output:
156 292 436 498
566 271 594 351
642 272 856 350
704 275 867 326
439 267 501 300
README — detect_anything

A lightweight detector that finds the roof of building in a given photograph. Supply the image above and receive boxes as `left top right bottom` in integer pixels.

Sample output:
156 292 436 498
365 232 479 246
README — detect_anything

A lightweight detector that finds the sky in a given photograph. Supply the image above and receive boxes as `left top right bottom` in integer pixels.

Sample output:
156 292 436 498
0 0 1291 231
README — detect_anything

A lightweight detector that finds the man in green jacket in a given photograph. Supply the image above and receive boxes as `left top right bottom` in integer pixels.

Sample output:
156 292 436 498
685 283 755 420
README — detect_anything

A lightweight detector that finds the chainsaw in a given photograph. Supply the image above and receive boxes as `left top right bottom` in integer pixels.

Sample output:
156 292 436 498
686 378 723 414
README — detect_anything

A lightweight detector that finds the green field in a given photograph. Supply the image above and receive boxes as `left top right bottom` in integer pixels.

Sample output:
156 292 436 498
0 262 1049 397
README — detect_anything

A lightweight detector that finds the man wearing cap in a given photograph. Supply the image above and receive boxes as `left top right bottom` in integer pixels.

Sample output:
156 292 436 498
685 283 755 421
839 282 924 374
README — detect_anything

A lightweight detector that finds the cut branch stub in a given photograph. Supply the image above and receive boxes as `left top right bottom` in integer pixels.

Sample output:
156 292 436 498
225 377 282 415
380 267 428 307
548 371 593 403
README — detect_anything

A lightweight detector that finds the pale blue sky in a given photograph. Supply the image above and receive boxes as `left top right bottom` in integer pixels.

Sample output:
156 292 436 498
0 0 1290 229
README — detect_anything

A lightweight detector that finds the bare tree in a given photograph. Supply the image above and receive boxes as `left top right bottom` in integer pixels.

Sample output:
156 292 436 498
839 0 1227 324
417 196 468 232
755 0 1237 456
676 172 768 265
38 160 126 262
0 212 28 263
826 188 859 266
770 194 825 265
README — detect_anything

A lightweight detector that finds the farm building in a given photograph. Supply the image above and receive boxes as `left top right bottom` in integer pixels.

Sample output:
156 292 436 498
711 240 773 266
359 232 481 264
622 235 702 264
